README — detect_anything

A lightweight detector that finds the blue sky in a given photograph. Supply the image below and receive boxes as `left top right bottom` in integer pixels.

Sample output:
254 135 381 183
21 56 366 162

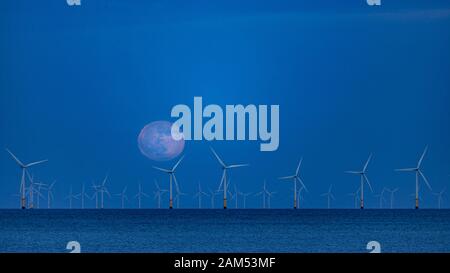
1 0 449 209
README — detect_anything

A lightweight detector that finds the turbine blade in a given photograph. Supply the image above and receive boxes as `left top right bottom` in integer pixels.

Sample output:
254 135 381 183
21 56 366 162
295 158 303 176
217 171 225 191
5 148 25 167
395 168 416 172
172 155 185 172
278 175 295 180
153 166 171 173
172 174 180 193
418 170 432 191
363 154 372 172
227 164 249 169
363 174 373 192
210 147 226 168
297 177 308 192
417 146 428 168
25 159 48 168
345 171 361 174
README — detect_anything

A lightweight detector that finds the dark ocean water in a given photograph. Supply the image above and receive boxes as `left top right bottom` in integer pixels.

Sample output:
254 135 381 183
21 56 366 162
0 209 449 253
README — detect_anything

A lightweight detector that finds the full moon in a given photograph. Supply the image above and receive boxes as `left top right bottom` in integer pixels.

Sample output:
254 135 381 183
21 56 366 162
138 121 185 161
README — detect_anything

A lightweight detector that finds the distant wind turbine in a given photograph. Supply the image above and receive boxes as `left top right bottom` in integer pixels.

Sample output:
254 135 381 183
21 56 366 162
153 156 184 209
279 158 308 209
385 188 399 209
348 187 360 209
373 187 387 209
320 184 335 209
346 154 373 209
396 146 432 209
208 188 219 208
211 147 248 209
75 184 90 209
153 180 168 209
134 183 148 209
6 148 48 209
433 188 446 209
174 187 187 208
47 181 56 208
114 186 128 209
65 186 78 209
194 182 209 208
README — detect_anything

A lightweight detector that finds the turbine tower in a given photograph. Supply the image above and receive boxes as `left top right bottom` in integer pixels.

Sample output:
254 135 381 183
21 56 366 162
211 147 248 209
153 155 184 209
395 146 432 209
346 154 373 209
242 192 252 209
6 149 48 209
348 187 360 209
320 184 335 209
279 158 307 209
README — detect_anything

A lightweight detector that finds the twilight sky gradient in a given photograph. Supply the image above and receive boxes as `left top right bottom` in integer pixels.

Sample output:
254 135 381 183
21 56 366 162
1 0 449 209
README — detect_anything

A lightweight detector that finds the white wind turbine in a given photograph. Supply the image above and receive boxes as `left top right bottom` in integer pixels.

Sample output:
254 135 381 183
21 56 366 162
97 175 111 209
174 187 187 208
6 149 48 209
153 156 184 209
255 180 273 208
385 188 399 209
279 158 308 209
374 187 387 209
153 180 168 209
296 185 306 209
134 183 149 209
193 182 209 208
208 188 219 208
114 186 128 209
75 183 90 209
433 188 446 209
242 192 252 209
34 181 47 209
47 181 56 209
396 146 432 209
233 184 244 208
211 147 248 209
320 184 335 209
65 186 78 209
348 187 360 209
346 154 373 209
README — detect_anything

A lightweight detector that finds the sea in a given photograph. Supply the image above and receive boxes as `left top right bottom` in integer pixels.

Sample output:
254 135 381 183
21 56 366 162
0 209 449 253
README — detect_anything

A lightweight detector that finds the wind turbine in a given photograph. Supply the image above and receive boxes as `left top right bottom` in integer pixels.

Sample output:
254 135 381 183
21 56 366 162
208 188 219 208
65 186 78 209
256 180 272 208
433 188 446 209
134 182 148 209
153 180 168 209
346 154 373 209
75 183 90 209
395 146 432 209
47 181 56 208
385 188 399 209
320 184 335 209
34 181 47 209
242 192 252 208
230 184 243 208
97 174 111 209
114 186 128 209
348 187 360 209
278 158 308 209
174 187 187 208
296 185 306 209
153 155 184 209
373 187 387 209
211 147 248 209
6 149 48 209
193 182 209 208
